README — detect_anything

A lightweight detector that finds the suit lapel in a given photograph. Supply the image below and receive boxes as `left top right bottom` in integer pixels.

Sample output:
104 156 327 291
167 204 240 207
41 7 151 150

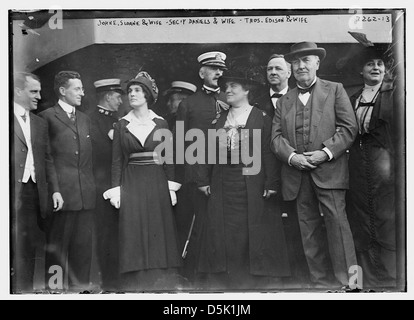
266 96 274 115
309 79 329 144
54 104 78 133
284 89 297 148
268 96 277 119
267 95 273 107
14 115 27 146
29 113 38 146
74 110 90 141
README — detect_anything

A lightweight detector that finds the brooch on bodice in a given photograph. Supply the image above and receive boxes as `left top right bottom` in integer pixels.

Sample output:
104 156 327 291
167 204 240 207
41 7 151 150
223 124 246 151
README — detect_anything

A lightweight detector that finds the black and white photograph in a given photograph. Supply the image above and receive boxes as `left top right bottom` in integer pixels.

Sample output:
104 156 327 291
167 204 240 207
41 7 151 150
4 1 410 303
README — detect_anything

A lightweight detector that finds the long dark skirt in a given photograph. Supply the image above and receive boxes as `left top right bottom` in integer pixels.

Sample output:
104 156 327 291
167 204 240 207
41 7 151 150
118 163 182 291
204 165 280 290
221 165 250 285
347 134 396 288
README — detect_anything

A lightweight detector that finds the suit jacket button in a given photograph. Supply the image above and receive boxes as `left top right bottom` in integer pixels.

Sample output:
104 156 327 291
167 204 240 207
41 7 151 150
75 151 79 155
18 179 22 183
19 164 24 168
73 136 77 140
21 149 26 152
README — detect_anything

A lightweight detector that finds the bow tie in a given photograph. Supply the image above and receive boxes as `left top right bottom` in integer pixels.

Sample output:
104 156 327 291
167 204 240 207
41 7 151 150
297 84 315 95
271 93 283 98
203 86 220 95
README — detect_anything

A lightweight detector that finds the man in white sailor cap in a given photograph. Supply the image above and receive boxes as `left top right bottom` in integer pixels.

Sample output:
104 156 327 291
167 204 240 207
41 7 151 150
88 78 123 291
175 51 229 285
197 51 228 70
93 78 124 116
163 81 197 130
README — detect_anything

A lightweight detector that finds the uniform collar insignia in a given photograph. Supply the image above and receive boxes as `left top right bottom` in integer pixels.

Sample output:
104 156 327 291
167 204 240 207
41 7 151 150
98 106 115 117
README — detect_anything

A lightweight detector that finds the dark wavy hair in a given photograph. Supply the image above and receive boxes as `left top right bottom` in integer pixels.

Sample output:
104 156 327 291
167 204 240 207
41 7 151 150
54 71 81 97
127 83 153 106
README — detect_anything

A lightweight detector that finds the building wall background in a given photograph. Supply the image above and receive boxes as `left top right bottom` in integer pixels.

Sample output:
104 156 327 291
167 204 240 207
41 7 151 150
32 42 364 117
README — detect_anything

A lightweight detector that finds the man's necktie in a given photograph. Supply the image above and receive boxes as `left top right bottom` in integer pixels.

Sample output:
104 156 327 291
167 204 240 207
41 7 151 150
272 93 283 98
298 84 315 95
21 113 27 122
70 110 76 123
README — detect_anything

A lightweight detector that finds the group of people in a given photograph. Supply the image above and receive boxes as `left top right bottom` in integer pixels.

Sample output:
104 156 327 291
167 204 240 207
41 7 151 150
12 40 397 293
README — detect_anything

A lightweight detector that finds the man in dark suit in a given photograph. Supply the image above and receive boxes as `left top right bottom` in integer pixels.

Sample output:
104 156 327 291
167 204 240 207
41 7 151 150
12 72 64 293
175 51 229 284
88 78 123 291
256 54 291 120
256 54 309 287
39 71 96 292
272 42 358 289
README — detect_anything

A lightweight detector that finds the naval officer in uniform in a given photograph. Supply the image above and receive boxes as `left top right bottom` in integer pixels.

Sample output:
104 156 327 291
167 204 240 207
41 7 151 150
175 51 229 285
163 81 197 131
89 78 123 291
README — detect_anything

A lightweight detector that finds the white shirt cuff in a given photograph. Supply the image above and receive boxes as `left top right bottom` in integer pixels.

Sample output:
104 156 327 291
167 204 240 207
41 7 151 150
103 186 120 200
288 152 296 166
322 147 333 161
168 181 182 192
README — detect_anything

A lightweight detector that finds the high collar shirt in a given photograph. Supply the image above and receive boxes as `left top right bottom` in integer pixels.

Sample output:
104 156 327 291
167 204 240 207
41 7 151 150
270 86 289 109
14 102 36 183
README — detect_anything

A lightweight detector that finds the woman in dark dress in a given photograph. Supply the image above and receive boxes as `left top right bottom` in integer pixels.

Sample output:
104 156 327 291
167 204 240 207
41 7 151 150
104 71 182 291
347 46 396 289
196 69 290 291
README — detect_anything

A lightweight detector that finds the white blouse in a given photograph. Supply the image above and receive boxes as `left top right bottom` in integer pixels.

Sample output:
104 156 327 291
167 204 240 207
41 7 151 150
355 83 382 134
224 105 253 151
122 110 164 146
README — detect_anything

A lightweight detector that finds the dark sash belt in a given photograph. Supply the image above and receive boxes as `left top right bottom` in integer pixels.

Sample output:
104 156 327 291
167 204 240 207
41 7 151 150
128 152 160 165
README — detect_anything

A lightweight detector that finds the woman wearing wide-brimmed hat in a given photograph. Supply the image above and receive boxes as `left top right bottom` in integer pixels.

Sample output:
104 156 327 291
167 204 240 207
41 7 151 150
103 71 182 291
346 45 396 289
196 67 291 290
